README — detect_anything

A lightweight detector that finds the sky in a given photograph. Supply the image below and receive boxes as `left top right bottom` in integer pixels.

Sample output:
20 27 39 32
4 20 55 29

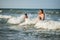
0 0 60 9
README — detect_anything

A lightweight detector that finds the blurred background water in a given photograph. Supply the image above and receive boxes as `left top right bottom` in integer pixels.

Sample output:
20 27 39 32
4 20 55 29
0 9 60 40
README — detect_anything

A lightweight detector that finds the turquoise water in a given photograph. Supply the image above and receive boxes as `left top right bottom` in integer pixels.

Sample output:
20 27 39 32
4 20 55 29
0 9 60 40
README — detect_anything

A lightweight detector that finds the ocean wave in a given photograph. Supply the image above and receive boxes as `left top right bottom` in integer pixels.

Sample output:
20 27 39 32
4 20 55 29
7 15 25 24
9 20 60 30
0 15 12 19
35 20 60 30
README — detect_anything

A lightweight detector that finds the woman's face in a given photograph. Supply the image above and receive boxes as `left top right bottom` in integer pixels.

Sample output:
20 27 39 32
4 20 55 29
39 10 42 13
38 10 42 14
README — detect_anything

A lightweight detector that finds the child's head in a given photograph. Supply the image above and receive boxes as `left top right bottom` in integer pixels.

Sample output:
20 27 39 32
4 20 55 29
25 13 27 16
25 13 28 18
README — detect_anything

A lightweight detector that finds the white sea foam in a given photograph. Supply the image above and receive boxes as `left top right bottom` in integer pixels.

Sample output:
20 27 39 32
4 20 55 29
15 18 60 30
0 15 12 19
34 20 60 30
7 15 25 24
0 10 2 13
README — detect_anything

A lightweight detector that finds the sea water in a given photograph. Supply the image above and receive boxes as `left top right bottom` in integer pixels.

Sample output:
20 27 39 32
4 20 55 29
0 9 60 40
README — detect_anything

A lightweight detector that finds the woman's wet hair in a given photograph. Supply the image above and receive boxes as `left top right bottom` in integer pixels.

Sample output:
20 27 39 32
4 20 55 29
40 9 44 13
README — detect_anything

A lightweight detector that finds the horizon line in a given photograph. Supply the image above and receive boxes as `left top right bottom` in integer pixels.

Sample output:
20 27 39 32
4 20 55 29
0 8 60 9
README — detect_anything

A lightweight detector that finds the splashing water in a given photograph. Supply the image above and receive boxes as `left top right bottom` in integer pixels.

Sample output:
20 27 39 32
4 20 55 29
0 9 60 40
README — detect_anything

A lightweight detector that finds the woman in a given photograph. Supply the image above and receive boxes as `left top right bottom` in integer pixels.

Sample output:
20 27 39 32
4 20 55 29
34 9 45 23
38 9 45 20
